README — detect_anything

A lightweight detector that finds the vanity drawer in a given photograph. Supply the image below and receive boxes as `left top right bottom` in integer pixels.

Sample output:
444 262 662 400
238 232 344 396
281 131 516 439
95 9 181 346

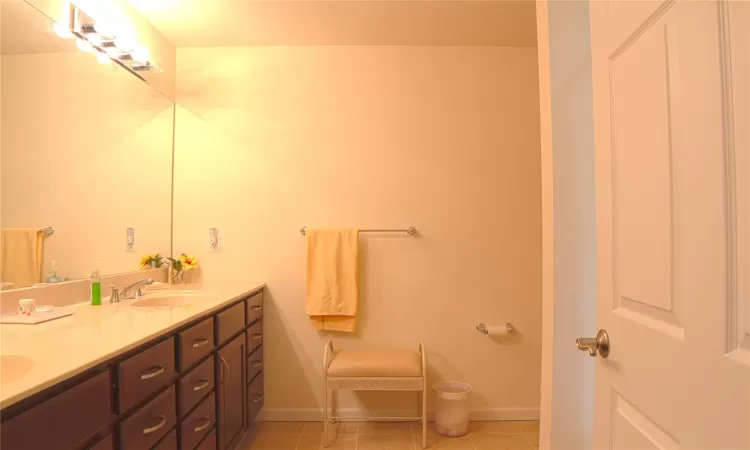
118 337 176 413
152 429 177 450
246 320 263 355
247 372 264 423
246 292 263 324
180 392 216 450
179 355 215 418
247 345 263 383
178 317 215 371
197 428 217 450
90 434 114 450
0 370 112 450
120 385 176 450
215 301 245 345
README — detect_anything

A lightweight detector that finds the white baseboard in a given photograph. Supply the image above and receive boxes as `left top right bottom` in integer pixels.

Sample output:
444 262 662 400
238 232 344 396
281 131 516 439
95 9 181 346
257 407 540 422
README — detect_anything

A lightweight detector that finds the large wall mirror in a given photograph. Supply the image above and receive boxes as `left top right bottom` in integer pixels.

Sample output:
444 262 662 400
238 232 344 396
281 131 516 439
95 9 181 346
0 1 174 290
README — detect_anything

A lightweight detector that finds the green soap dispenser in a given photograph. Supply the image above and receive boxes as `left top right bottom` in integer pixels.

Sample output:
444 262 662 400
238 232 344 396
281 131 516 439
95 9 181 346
91 268 101 306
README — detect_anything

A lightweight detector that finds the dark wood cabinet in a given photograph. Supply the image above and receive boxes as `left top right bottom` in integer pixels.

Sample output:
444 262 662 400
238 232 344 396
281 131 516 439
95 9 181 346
179 356 215 418
196 429 217 450
246 320 263 356
215 302 245 345
120 385 177 450
91 434 114 450
0 370 112 450
247 371 264 425
178 317 215 371
181 392 215 450
118 337 176 413
246 292 263 324
0 288 264 450
218 334 246 450
152 429 178 450
247 345 263 384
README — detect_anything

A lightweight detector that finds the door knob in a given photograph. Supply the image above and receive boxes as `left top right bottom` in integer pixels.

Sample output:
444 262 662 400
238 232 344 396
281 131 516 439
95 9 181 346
576 329 609 358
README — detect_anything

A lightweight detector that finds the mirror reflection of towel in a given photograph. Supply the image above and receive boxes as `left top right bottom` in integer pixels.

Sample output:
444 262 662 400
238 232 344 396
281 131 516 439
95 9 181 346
0 229 44 288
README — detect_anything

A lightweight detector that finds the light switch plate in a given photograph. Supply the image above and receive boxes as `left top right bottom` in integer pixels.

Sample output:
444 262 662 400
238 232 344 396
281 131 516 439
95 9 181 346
209 228 221 253
126 228 136 252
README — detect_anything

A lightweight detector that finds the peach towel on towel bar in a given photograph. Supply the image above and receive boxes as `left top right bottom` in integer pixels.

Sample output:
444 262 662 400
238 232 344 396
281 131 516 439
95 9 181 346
0 229 45 287
305 229 359 332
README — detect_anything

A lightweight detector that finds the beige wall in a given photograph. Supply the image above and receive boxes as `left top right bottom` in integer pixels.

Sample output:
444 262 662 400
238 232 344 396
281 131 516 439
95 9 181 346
1 51 173 283
174 46 542 417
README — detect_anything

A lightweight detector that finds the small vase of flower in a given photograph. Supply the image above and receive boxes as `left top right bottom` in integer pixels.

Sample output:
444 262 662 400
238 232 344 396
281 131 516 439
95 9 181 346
164 253 199 284
139 254 163 270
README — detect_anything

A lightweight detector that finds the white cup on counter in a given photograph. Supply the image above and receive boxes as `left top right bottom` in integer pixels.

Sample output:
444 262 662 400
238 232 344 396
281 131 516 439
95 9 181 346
18 298 36 316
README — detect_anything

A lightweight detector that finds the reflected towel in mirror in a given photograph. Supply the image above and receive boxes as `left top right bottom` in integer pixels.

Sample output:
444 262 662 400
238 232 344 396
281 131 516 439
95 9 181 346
0 229 46 288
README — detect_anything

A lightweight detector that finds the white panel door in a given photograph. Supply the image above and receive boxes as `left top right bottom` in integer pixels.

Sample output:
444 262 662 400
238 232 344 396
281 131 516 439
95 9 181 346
588 0 750 449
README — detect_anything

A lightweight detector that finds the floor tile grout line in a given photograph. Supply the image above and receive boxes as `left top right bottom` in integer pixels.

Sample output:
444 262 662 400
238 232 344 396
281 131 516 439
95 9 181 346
469 433 478 450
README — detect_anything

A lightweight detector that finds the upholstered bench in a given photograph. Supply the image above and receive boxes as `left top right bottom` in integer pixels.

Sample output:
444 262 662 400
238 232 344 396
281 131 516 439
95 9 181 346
323 341 427 448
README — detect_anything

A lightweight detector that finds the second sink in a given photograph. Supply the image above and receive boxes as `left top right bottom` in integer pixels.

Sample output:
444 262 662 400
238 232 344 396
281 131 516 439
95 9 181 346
132 296 194 308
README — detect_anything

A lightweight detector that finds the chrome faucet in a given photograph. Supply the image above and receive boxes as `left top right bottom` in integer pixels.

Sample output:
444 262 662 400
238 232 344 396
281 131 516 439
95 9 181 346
109 285 121 304
121 278 154 300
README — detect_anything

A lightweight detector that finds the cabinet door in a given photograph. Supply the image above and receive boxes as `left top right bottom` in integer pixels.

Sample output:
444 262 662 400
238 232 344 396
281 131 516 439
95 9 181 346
90 434 114 450
218 333 246 450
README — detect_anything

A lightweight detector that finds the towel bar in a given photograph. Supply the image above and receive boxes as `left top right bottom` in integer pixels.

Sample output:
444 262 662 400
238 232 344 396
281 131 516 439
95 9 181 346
300 226 417 236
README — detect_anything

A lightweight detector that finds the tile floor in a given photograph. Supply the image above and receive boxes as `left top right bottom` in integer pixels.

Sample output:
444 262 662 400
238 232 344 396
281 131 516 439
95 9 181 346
240 421 540 450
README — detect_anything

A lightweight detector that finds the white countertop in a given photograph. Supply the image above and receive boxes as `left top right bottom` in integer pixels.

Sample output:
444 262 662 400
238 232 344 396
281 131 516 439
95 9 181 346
0 281 265 409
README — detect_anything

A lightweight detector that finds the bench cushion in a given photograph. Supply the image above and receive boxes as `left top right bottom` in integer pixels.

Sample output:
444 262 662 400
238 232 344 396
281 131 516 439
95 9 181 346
327 349 422 377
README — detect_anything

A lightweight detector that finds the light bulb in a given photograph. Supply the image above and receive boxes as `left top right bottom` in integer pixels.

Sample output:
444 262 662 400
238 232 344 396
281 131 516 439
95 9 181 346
95 51 111 64
53 23 74 39
131 47 150 64
114 32 136 52
76 38 94 53
93 20 115 37
104 45 121 57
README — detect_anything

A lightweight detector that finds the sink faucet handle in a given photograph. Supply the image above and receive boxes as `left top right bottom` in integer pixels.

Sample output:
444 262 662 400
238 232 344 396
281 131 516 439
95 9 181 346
109 285 120 304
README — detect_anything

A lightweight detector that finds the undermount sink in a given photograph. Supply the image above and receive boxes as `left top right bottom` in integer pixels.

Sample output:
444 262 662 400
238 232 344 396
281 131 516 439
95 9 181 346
0 355 34 383
131 296 194 308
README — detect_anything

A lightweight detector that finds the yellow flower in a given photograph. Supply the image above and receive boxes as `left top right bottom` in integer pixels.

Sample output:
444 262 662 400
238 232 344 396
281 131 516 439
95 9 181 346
179 254 198 271
139 254 152 270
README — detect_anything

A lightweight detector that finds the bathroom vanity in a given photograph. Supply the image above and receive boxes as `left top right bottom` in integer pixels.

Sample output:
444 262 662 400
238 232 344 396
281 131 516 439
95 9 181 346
0 284 265 450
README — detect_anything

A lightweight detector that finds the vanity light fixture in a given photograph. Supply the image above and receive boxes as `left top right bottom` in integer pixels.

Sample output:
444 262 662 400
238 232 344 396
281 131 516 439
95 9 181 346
75 38 95 53
53 23 74 39
95 51 111 64
53 3 159 77
113 32 136 53
131 48 150 64
131 62 153 72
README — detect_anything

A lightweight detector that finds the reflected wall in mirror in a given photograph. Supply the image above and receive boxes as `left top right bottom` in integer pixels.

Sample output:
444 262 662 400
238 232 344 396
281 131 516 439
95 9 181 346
0 1 174 290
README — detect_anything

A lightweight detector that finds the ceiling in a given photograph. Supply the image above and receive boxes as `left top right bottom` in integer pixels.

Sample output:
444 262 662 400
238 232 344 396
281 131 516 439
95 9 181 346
127 0 538 47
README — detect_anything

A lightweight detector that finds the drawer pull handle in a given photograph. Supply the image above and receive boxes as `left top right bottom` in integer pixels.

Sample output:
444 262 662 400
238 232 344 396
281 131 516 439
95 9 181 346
142 416 167 434
251 305 262 311
251 334 263 341
252 395 263 404
193 378 211 391
140 365 165 380
252 361 263 368
194 417 212 433
192 338 210 348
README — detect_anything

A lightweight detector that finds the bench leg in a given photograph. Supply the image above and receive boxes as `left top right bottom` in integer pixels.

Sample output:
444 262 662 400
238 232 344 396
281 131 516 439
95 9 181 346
330 390 337 424
421 387 427 448
324 381 329 448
